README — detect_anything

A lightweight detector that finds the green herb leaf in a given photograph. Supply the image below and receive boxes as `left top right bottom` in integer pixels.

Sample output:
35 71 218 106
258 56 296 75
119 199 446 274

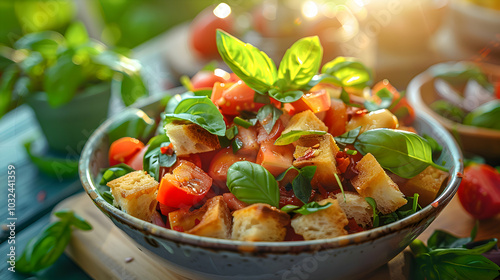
16 210 91 274
321 57 373 89
163 96 226 136
234 116 253 129
464 100 500 130
354 129 448 178
268 88 303 103
232 138 243 154
24 140 79 179
292 166 316 204
274 130 326 145
281 204 300 213
143 134 174 181
339 88 362 108
430 99 466 123
257 104 283 134
284 201 333 215
107 109 156 143
334 126 361 145
364 88 393 112
226 161 280 207
422 133 443 158
429 62 493 92
334 173 346 202
99 163 135 185
216 30 277 94
364 197 379 227
277 36 322 91
164 92 195 114
225 125 238 140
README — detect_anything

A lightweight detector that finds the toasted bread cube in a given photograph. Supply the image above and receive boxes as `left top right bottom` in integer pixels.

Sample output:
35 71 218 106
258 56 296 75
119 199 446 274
165 122 220 156
168 207 205 232
107 171 159 222
293 134 340 190
335 192 372 228
399 166 449 207
345 109 398 133
351 153 407 214
291 198 348 240
282 110 328 135
187 196 232 239
232 204 290 242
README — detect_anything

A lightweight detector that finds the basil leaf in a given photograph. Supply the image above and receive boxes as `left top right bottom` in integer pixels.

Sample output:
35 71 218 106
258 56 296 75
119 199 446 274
276 166 298 181
430 254 500 280
226 161 280 207
257 104 283 134
321 57 373 88
99 163 135 185
268 88 303 103
427 230 473 250
364 88 393 112
163 96 226 136
277 36 322 91
232 138 243 154
253 93 271 104
464 100 500 130
306 73 342 89
16 211 91 274
102 191 114 205
423 134 443 156
364 197 379 227
334 126 361 145
120 70 148 106
292 166 316 204
339 88 362 108
354 129 448 178
107 109 156 143
24 140 79 179
430 99 466 123
275 130 326 145
143 135 175 181
429 62 493 92
216 30 277 94
164 92 194 114
294 201 333 215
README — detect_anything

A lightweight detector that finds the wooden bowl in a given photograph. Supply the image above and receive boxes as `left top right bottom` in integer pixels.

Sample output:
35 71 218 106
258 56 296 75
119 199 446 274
407 62 500 161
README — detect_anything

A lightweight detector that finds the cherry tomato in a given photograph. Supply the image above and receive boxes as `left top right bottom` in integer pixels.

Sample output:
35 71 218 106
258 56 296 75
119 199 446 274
127 145 148 170
291 88 331 113
189 5 233 58
157 160 212 208
323 98 347 137
191 69 231 90
457 164 500 220
256 141 294 177
108 137 145 166
208 147 256 192
256 119 285 144
212 80 263 115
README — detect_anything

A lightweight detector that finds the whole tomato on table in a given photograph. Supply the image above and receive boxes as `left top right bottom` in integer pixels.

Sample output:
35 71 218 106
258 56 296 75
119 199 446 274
457 163 500 219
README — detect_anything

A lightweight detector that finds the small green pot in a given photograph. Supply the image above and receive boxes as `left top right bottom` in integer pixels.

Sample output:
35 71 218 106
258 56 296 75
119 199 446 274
27 82 112 154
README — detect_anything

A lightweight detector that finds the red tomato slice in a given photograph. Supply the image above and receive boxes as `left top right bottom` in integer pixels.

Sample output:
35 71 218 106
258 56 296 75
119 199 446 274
323 99 347 137
256 141 294 177
208 147 256 192
291 88 331 113
256 119 285 144
108 137 145 166
157 160 212 208
213 80 264 115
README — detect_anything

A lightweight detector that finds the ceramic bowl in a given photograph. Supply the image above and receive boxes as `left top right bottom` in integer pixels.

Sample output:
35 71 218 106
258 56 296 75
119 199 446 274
79 89 462 280
407 62 500 162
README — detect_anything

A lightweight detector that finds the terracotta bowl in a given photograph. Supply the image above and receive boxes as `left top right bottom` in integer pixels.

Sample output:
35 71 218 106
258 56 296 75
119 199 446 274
79 89 462 280
407 62 500 161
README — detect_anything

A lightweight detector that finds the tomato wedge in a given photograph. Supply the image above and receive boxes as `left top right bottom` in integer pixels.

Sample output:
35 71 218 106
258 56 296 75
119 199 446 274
291 88 331 113
108 137 145 166
208 147 256 192
211 80 264 115
157 160 212 208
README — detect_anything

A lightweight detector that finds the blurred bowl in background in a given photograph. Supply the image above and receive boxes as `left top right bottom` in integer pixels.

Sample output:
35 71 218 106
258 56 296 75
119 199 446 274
407 62 500 161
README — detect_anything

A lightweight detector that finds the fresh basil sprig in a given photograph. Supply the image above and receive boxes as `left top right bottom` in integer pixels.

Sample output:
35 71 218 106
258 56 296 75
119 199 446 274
216 30 322 103
276 166 317 204
281 201 333 215
99 163 135 185
410 225 500 280
274 130 326 146
226 161 280 207
429 61 493 93
464 100 500 130
257 104 283 134
364 88 394 112
15 210 92 274
354 129 448 179
143 134 175 181
365 193 421 227
334 126 362 146
163 96 226 136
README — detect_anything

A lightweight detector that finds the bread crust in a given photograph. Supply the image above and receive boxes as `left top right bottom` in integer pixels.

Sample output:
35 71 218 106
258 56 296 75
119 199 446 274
231 203 290 242
165 122 220 156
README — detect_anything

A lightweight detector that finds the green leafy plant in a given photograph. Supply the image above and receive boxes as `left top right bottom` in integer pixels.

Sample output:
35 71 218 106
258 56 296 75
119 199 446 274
274 130 326 146
365 193 421 227
281 201 333 215
276 166 317 204
142 134 175 181
226 161 280 207
16 210 92 274
410 225 500 280
0 21 147 118
463 100 500 130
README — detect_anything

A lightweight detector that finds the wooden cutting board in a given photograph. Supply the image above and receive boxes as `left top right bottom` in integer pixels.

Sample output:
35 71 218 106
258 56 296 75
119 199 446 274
54 192 500 280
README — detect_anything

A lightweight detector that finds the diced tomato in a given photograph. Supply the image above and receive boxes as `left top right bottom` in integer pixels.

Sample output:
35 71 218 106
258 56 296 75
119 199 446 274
108 137 145 166
256 119 285 144
208 147 256 192
198 149 221 172
336 156 350 174
279 186 303 208
127 145 148 170
283 103 296 115
178 153 202 169
223 193 248 211
235 125 260 157
346 218 365 234
323 99 347 137
291 88 331 113
157 160 212 208
191 69 231 90
159 203 177 217
211 80 264 115
256 141 294 177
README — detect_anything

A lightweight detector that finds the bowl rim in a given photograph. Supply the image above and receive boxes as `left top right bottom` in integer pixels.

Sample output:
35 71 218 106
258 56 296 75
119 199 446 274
79 92 463 253
407 62 500 140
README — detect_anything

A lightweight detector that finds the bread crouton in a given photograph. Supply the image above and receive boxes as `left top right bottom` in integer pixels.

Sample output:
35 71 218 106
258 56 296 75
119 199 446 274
291 198 348 240
165 122 220 156
345 109 398 133
293 134 340 190
107 171 159 222
399 166 449 207
232 203 290 242
335 192 372 228
351 153 407 214
282 110 328 135
168 196 232 239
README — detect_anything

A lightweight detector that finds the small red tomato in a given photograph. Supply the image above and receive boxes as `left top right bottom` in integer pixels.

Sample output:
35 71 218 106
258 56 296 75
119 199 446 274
291 88 331 114
127 145 148 170
208 147 256 191
457 164 500 219
157 160 212 208
108 137 145 166
191 69 231 90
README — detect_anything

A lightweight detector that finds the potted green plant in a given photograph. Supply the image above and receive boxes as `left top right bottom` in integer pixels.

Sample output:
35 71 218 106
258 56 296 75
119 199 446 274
0 22 148 153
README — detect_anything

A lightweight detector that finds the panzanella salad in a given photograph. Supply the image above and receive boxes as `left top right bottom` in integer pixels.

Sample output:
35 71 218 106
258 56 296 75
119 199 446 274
100 30 449 242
